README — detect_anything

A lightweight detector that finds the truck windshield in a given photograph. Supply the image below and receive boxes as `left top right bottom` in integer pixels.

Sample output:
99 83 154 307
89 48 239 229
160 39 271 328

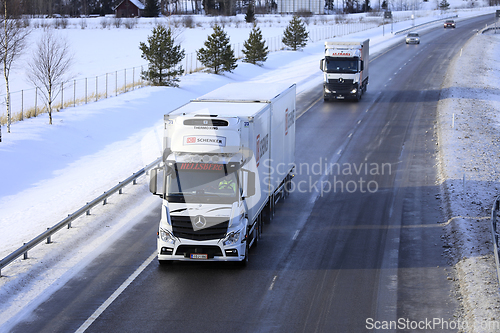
325 58 358 73
166 163 238 204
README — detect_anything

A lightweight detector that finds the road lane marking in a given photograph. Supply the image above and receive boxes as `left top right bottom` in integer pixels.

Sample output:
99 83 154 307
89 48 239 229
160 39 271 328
269 275 278 290
75 251 157 333
292 230 300 240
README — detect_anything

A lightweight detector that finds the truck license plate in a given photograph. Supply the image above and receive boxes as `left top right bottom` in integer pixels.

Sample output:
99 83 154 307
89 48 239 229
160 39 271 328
190 253 208 259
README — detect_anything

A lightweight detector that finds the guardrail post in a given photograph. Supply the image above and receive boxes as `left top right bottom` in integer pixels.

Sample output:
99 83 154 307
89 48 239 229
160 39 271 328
23 244 28 260
46 228 52 244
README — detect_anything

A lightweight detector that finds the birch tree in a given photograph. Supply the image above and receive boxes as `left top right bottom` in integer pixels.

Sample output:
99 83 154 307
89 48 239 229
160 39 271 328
27 28 73 125
0 0 30 141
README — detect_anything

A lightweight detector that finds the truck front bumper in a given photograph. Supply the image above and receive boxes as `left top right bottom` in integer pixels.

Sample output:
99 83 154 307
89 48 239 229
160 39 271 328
324 83 359 100
158 238 246 262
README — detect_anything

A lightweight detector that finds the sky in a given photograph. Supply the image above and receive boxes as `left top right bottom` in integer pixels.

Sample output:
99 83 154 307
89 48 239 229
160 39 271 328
0 2 499 331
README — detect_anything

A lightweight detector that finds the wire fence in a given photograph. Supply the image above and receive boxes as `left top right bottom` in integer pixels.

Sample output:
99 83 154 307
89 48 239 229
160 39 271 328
0 17 398 128
1 65 148 125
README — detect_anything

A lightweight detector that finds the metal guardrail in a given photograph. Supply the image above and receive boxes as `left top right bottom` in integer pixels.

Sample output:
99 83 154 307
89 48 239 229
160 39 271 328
491 196 500 287
0 156 162 277
394 15 459 35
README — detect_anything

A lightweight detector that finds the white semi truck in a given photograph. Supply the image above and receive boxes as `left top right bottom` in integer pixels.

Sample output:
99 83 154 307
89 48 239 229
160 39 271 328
149 83 296 265
319 39 369 101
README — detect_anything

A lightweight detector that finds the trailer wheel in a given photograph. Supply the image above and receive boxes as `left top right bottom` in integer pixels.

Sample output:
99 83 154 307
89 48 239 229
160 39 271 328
262 201 273 224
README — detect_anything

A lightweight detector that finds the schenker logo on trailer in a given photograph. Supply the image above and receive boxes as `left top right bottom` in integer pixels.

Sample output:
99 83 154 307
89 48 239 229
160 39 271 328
183 135 226 146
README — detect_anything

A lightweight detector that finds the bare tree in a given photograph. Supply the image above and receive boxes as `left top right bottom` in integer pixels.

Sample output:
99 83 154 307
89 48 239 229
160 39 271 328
0 0 30 141
27 28 73 125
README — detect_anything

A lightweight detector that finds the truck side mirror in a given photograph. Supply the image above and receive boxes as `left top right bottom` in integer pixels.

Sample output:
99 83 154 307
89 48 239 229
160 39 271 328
247 171 256 197
360 60 364 71
149 167 165 197
241 169 256 198
319 59 325 71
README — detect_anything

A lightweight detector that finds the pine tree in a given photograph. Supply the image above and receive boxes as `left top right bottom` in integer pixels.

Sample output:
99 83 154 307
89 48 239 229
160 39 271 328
143 0 160 17
282 16 309 51
243 24 268 65
439 0 450 10
197 25 237 75
139 25 185 87
245 2 255 23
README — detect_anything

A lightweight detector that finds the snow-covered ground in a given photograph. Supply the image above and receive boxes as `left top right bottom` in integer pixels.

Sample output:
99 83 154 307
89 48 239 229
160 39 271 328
437 27 500 332
0 3 499 331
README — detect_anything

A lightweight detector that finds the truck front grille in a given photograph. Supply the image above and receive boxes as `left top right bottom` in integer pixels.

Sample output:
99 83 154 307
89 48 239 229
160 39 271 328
327 78 354 91
171 216 229 241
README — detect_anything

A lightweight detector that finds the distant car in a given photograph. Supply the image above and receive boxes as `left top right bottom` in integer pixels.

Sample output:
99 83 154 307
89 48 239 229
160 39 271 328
444 20 456 28
406 32 420 44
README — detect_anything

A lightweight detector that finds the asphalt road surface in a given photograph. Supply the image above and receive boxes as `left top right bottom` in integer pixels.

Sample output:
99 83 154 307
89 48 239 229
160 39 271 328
10 14 495 333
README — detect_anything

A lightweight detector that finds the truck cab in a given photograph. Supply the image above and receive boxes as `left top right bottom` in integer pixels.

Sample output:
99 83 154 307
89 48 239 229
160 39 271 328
320 40 369 101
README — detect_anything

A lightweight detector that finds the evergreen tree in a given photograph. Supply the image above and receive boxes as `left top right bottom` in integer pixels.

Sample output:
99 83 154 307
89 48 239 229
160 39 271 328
242 24 268 65
197 25 237 74
439 0 450 10
139 25 185 87
282 16 309 51
143 0 160 17
245 2 255 23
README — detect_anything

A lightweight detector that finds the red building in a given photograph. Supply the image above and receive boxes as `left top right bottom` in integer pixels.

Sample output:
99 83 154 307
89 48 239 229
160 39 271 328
114 0 145 18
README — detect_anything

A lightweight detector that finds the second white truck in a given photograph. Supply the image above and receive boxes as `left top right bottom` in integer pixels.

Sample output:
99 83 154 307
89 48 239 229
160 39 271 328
149 83 296 265
319 39 369 101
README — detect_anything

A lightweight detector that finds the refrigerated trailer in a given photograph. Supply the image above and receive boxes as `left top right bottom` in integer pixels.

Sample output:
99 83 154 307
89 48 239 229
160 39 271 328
149 82 296 265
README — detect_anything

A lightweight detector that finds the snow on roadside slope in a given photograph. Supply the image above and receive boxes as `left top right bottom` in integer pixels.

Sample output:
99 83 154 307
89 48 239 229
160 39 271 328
437 29 500 332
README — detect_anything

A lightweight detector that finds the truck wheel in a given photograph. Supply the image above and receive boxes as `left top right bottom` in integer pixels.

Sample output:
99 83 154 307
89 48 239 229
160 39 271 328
239 242 249 267
257 216 262 241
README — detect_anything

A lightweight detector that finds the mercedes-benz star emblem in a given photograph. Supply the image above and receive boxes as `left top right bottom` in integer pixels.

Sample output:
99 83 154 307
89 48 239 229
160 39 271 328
339 78 344 83
193 215 207 229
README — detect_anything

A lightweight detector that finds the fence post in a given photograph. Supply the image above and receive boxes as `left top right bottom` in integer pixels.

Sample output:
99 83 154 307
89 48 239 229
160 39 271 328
34 87 37 117
115 71 118 96
106 73 108 98
73 79 76 107
124 68 127 93
96 76 98 102
61 82 64 109
21 90 23 121
85 77 88 104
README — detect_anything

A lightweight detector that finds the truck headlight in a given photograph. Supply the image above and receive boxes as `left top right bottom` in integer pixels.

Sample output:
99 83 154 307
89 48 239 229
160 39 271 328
324 87 331 93
223 229 242 246
351 88 358 94
159 228 176 244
